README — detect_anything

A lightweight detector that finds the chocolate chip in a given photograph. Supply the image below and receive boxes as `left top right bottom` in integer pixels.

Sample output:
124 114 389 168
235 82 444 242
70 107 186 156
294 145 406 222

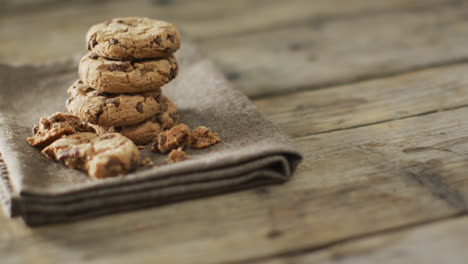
79 123 94 133
78 80 83 84
115 19 124 23
42 120 51 129
90 37 98 48
109 38 119 45
87 43 91 50
105 98 121 107
167 34 175 43
136 102 144 113
170 66 177 79
108 62 130 72
153 36 162 45
150 139 159 153
177 132 188 143
159 134 167 145
32 125 39 135
52 114 67 122
114 126 122 132
163 48 173 54
153 94 161 102
95 108 104 120
84 87 94 93
89 53 99 59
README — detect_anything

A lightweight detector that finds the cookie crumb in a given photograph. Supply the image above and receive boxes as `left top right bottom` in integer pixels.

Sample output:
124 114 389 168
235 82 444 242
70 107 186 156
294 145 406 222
140 157 154 167
168 147 186 163
151 123 190 153
137 145 145 150
190 126 221 148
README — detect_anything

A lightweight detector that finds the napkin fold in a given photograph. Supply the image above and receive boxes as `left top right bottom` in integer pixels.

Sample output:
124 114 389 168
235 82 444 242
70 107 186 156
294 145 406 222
0 42 302 226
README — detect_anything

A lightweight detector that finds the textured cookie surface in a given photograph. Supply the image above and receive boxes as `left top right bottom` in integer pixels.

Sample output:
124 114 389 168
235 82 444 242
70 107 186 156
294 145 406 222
168 148 186 163
149 95 179 130
79 53 178 93
190 126 221 148
87 17 181 60
42 132 141 178
26 112 95 148
151 123 191 153
92 95 179 145
66 80 161 127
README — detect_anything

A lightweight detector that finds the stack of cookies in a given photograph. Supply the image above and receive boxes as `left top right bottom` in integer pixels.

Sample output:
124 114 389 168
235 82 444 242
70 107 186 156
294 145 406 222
66 17 181 145
27 17 222 178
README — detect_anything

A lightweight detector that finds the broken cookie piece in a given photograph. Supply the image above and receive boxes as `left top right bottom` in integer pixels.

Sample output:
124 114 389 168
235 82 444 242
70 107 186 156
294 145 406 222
42 132 140 178
26 112 95 149
140 157 155 167
190 126 221 148
168 147 186 163
150 123 190 153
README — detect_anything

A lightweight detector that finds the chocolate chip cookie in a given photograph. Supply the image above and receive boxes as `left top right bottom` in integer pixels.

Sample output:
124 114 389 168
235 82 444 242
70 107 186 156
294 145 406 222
86 17 181 60
66 80 161 127
79 53 178 94
42 132 141 178
26 112 95 148
91 95 179 145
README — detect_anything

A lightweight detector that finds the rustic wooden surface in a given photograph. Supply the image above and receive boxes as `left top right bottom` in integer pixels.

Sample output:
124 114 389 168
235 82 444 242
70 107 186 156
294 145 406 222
2 0 468 263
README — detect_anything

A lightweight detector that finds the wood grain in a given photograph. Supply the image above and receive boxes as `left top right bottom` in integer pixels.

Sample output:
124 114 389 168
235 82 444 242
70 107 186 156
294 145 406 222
0 0 461 97
254 215 468 264
254 64 468 138
1 107 468 264
2 1 468 263
201 1 468 97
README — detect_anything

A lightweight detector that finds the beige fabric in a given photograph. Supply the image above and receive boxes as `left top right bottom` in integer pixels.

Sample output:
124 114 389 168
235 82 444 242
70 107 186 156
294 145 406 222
0 42 302 226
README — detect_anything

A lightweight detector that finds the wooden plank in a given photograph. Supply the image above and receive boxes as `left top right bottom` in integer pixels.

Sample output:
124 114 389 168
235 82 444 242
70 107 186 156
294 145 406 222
200 2 468 97
0 1 454 68
254 216 468 264
254 64 468 138
1 0 450 39
1 107 468 264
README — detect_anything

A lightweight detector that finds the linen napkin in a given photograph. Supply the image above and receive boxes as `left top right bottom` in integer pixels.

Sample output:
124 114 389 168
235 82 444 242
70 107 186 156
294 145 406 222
0 42 302 226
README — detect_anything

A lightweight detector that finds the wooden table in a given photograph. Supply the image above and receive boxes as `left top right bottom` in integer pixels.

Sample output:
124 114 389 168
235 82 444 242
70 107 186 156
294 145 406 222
2 1 468 263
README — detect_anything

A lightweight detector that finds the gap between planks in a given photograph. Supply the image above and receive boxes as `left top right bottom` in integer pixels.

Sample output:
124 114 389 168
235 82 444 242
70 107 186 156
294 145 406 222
300 103 468 137
224 212 468 264
200 1 468 97
249 57 468 101
198 0 463 41
254 62 468 138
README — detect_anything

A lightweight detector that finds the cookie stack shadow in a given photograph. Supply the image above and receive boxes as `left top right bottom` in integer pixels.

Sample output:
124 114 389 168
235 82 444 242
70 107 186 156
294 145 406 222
66 17 182 145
